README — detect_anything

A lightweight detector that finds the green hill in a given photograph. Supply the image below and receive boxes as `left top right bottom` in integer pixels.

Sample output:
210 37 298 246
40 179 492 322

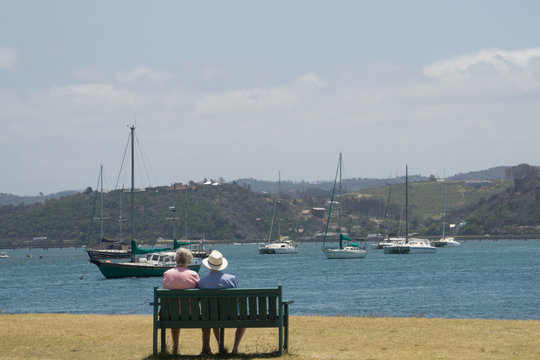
2 166 540 248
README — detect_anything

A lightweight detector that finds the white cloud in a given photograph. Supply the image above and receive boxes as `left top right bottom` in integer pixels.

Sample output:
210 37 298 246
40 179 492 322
3 47 540 195
115 66 171 86
0 47 17 68
423 48 540 92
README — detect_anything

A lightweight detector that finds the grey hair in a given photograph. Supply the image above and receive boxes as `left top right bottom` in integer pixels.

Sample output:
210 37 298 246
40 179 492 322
174 248 193 266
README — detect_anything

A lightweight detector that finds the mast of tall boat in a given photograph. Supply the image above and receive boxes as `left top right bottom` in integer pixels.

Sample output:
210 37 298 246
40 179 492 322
442 184 448 240
99 165 104 243
130 125 135 243
277 171 281 239
338 153 343 249
405 165 409 243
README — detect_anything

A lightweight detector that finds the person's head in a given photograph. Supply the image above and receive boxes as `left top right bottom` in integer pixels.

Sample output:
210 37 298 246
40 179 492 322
202 250 228 272
174 248 193 267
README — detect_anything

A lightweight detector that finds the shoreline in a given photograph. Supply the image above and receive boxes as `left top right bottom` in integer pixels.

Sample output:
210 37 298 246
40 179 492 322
1 314 539 359
2 236 540 250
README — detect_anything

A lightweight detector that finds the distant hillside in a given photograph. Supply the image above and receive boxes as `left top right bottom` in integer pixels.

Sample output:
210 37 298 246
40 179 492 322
1 165 539 248
446 166 511 181
236 166 517 195
0 191 79 206
0 183 327 248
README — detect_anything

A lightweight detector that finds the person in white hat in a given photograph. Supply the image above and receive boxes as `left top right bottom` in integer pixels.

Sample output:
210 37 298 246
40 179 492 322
199 250 246 355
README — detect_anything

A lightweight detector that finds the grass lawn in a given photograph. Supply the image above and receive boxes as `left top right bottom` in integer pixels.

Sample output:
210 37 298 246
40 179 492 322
1 314 539 359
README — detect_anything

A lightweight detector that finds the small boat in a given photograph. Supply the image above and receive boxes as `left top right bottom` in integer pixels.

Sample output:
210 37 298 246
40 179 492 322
383 238 437 254
259 172 298 254
383 166 436 255
322 153 367 259
259 237 298 254
90 249 201 279
431 185 460 247
0 251 8 258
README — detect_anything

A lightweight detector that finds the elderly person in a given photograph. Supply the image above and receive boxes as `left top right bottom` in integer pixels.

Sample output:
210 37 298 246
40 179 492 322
162 248 199 355
199 250 246 355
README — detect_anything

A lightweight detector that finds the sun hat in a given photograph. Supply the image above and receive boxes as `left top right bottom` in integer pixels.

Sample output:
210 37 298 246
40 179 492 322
202 250 228 271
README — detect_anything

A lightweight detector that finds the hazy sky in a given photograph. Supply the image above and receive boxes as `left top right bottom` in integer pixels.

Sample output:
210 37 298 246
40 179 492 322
2 1 540 195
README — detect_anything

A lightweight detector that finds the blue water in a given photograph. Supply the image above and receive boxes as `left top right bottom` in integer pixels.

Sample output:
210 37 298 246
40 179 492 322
1 240 539 319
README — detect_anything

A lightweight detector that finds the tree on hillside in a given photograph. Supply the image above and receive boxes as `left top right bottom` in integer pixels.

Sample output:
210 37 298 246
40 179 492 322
505 164 540 189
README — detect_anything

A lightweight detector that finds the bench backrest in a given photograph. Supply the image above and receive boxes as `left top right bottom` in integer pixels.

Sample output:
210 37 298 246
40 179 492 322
154 286 284 328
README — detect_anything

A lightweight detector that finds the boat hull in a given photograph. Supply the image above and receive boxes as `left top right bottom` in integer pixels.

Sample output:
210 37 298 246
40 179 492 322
86 249 131 260
91 260 201 279
258 241 298 254
323 248 367 259
383 244 436 254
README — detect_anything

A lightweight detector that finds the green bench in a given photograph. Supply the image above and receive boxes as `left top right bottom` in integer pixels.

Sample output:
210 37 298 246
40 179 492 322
152 285 293 355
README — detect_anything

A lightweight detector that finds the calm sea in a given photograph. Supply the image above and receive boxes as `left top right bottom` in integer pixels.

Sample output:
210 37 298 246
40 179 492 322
1 240 539 319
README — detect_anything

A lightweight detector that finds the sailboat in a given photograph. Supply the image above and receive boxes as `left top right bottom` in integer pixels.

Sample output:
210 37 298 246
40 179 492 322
370 184 406 249
383 166 436 254
90 126 201 278
85 165 131 260
322 153 367 259
432 184 460 247
259 172 298 254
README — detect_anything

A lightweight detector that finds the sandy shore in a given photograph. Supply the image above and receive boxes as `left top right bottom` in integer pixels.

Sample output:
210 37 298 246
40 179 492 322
1 314 539 359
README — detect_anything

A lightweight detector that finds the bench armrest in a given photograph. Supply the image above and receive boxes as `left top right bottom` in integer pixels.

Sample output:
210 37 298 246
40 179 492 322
282 300 294 305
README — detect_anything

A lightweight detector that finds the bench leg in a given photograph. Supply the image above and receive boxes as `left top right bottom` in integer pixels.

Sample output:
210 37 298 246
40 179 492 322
284 303 290 352
219 328 225 354
160 327 166 354
153 324 158 355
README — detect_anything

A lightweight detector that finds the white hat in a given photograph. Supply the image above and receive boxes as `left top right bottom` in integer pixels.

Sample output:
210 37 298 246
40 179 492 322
202 250 228 271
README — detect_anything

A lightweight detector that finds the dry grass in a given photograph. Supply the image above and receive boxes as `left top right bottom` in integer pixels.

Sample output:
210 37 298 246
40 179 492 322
1 314 539 360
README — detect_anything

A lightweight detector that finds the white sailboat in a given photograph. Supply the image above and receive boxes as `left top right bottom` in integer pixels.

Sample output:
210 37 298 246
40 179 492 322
322 153 367 259
259 172 298 254
383 166 436 254
370 184 406 249
433 185 461 247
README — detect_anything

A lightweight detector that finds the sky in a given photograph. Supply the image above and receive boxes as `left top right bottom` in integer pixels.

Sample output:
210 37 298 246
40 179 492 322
1 1 540 195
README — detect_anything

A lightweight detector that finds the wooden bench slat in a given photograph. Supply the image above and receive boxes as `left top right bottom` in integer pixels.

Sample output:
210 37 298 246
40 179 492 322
210 298 219 320
248 296 257 320
218 297 228 320
239 297 248 320
180 298 189 320
258 296 267 320
268 296 277 320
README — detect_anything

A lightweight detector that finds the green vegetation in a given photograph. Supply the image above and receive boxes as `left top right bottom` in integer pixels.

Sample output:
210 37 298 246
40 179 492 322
2 164 540 248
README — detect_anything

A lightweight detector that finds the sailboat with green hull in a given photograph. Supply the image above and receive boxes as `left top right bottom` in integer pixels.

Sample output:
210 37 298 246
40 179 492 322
90 240 200 278
322 153 367 259
89 126 201 279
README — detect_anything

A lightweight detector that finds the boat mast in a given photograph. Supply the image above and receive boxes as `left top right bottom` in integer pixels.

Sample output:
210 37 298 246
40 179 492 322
185 185 188 240
99 164 104 244
338 153 343 249
442 184 447 240
130 125 135 243
277 171 281 239
405 165 409 243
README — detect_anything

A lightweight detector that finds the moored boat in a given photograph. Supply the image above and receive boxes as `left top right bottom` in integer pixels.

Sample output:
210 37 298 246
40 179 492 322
259 172 298 254
90 250 201 278
383 165 436 255
321 153 367 259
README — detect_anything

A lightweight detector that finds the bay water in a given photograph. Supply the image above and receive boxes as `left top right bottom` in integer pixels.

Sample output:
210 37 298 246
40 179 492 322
1 240 539 319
